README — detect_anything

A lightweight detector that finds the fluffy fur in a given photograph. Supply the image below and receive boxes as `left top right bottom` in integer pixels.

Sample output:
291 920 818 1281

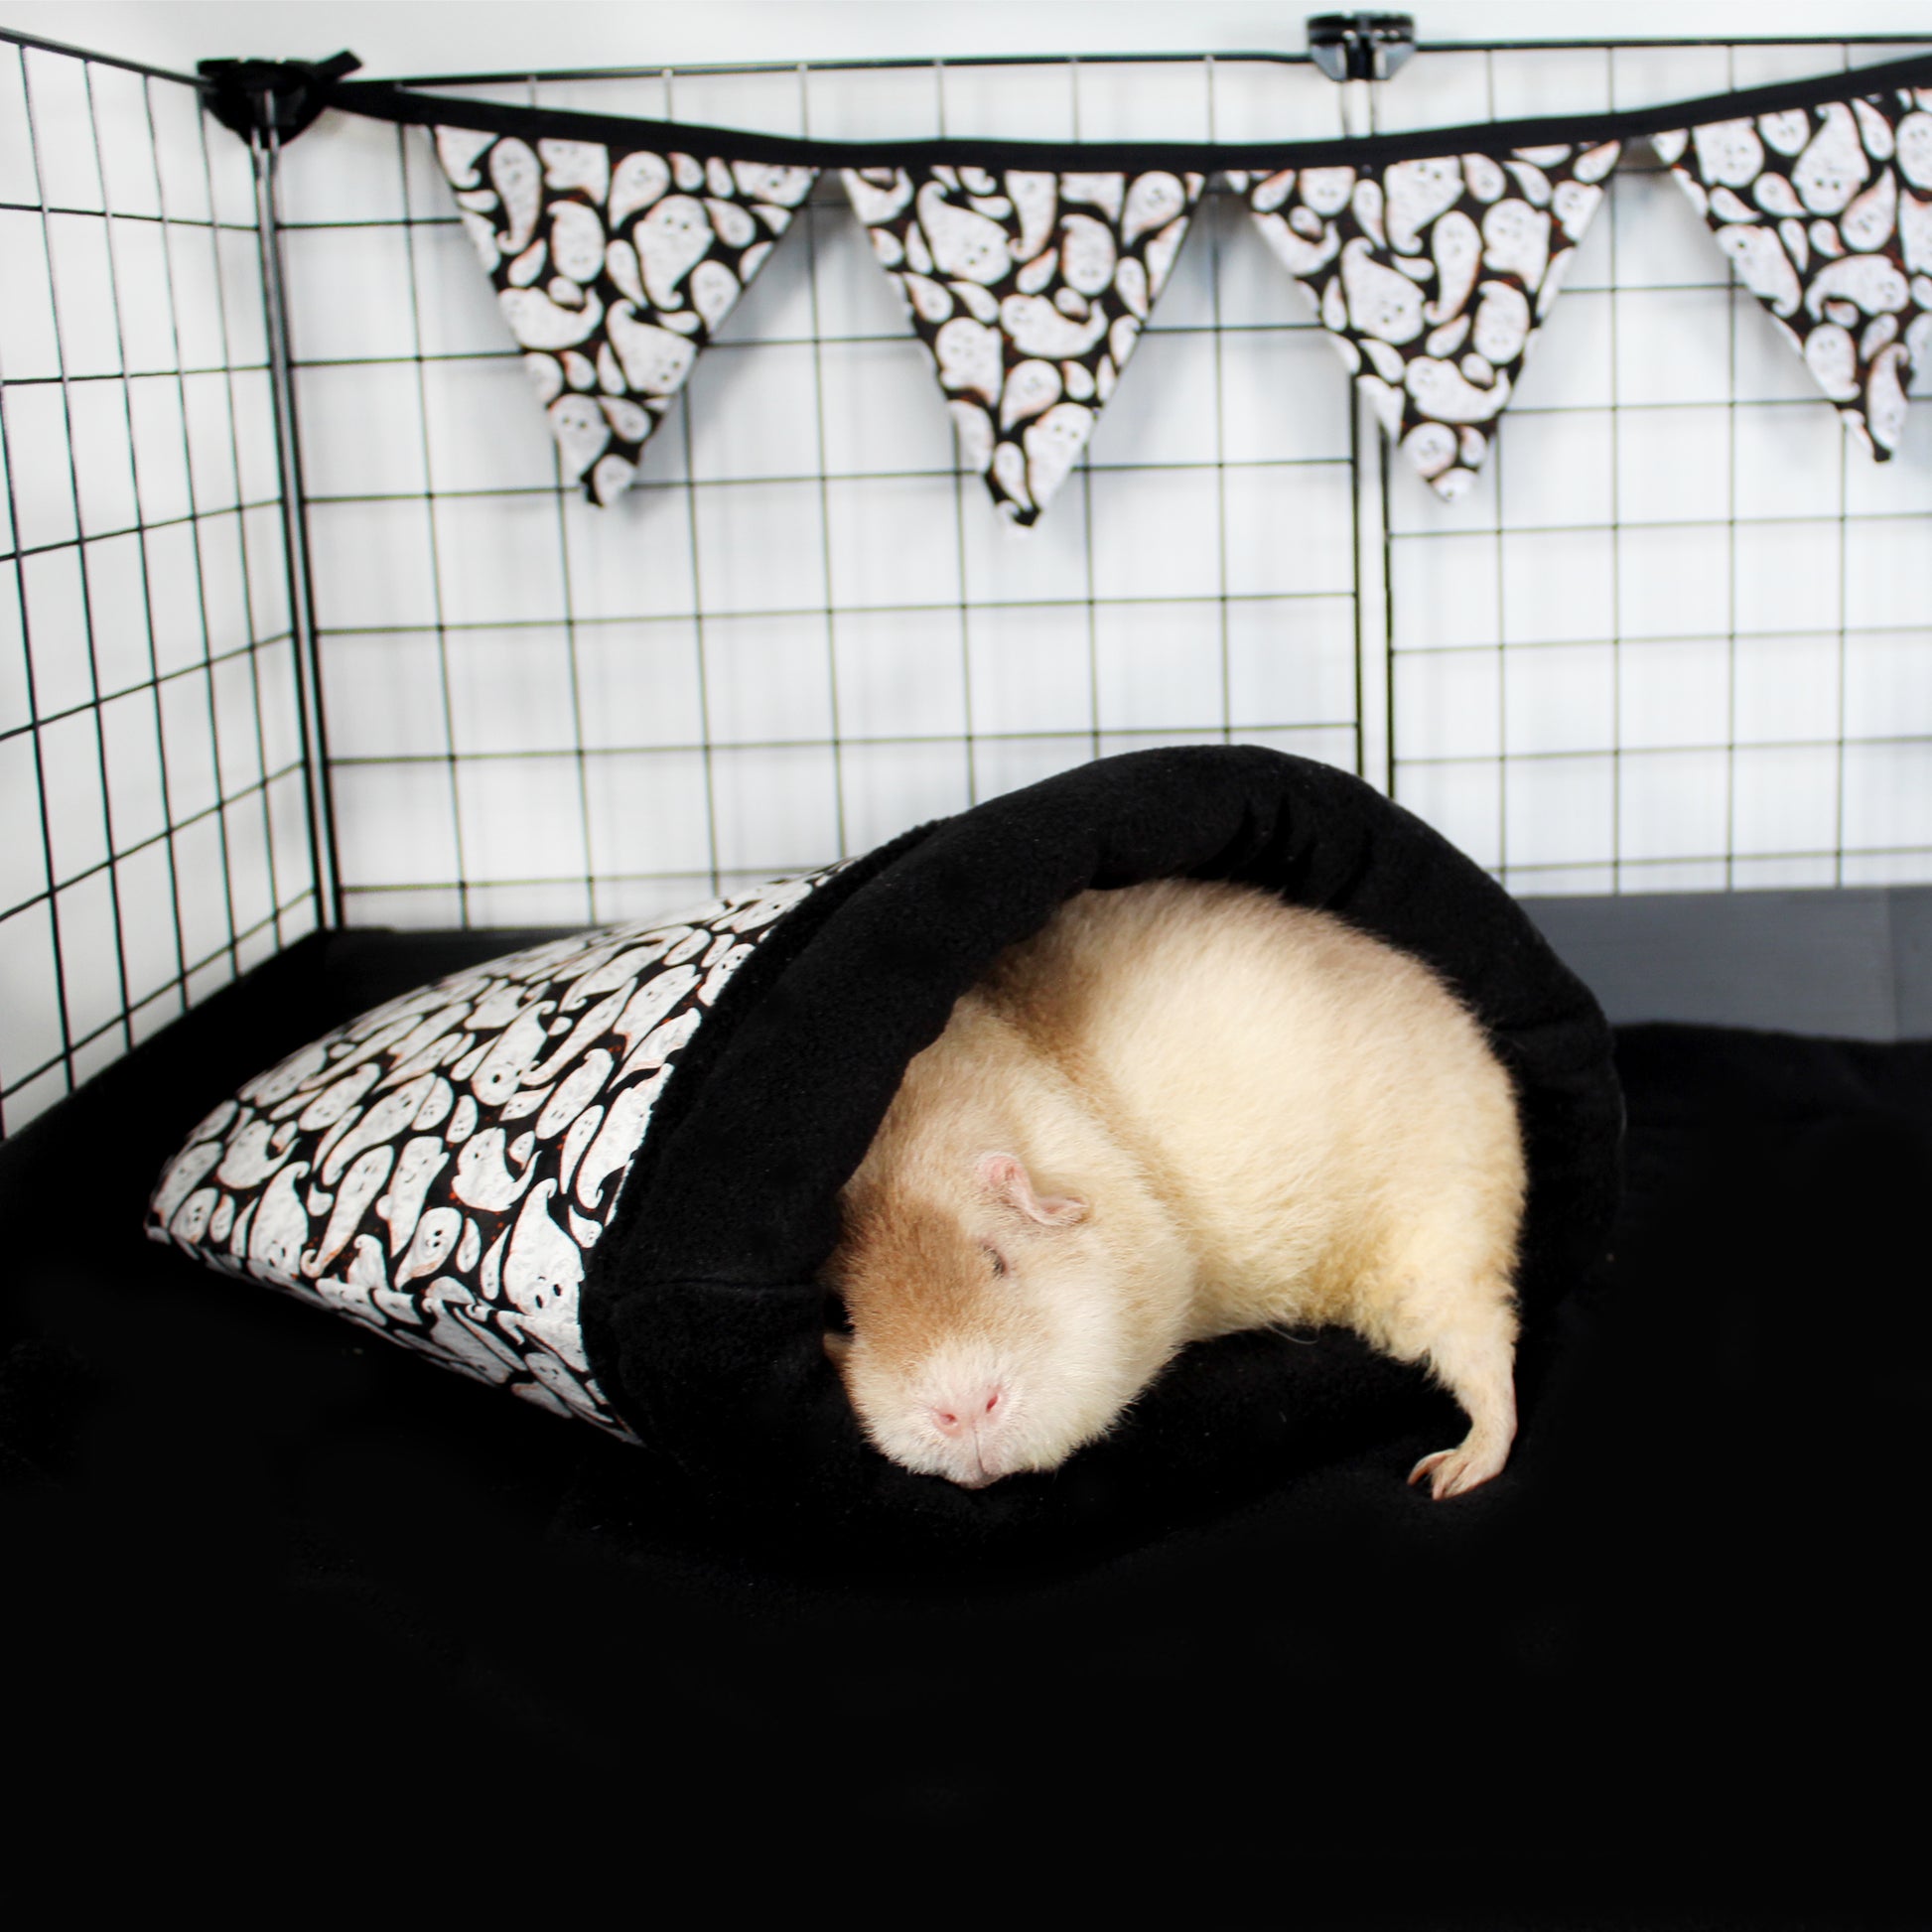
823 880 1526 1498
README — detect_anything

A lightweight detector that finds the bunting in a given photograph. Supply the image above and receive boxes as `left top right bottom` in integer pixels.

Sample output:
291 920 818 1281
1654 87 1932 459
431 126 816 503
327 50 1932 526
1234 141 1618 498
842 165 1204 522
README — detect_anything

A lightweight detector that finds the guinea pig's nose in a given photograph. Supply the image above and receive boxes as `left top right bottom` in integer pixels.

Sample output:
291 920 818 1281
930 1387 1002 1436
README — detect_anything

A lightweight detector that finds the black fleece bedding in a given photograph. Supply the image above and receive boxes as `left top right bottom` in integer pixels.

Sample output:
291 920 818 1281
3 930 1925 1924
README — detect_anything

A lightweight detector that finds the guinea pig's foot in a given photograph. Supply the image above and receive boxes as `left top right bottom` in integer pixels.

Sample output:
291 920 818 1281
1408 1438 1508 1500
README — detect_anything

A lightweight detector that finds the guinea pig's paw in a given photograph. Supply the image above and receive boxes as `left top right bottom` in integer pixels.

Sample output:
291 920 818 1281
1408 1438 1508 1500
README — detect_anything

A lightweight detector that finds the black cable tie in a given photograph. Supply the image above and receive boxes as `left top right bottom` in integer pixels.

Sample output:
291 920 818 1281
197 50 363 144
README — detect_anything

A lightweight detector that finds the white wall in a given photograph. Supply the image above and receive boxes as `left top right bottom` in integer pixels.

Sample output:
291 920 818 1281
6 1 1932 83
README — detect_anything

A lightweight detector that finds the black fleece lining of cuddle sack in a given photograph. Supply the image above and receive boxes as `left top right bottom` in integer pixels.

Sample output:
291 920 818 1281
581 746 1623 1545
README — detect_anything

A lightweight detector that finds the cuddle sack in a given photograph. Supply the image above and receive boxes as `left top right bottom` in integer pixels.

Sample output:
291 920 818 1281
148 747 1622 1539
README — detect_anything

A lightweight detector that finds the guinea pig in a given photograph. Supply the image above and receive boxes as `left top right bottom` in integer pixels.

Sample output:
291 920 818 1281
820 878 1526 1500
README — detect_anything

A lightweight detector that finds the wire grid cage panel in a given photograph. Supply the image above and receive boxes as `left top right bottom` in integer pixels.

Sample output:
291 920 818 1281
278 56 1369 930
0 34 318 1135
1372 39 1932 897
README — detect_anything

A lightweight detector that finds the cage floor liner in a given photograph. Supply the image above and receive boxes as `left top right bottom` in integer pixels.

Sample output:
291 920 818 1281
3 927 1926 1921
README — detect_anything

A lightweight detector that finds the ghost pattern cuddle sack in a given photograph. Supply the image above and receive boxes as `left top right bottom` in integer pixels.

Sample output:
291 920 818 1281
146 868 845 1434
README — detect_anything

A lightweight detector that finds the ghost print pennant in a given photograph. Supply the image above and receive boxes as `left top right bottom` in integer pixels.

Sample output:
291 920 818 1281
1236 141 1619 498
1654 86 1932 459
843 164 1204 523
431 126 816 503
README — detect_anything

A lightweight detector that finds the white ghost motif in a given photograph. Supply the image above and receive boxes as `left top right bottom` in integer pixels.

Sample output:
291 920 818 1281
1339 238 1426 344
1023 401 1093 513
1841 168 1897 253
732 161 815 207
1481 200 1551 289
499 285 605 349
451 1127 537 1213
689 258 740 331
306 1145 393 1279
547 394 610 480
1470 280 1531 365
1405 356 1513 422
539 139 609 201
1000 294 1109 360
1001 359 1061 431
536 1050 614 1140
1059 173 1126 223
489 139 542 254
917 182 1013 284
1143 216 1189 299
1402 420 1458 479
1426 210 1481 325
1803 323 1860 400
934 316 1003 405
842 168 914 226
1692 119 1763 188
1300 167 1357 218
396 1205 464 1288
549 201 606 284
1007 173 1058 260
434 125 494 190
501 1183 589 1368
609 963 702 1070
248 1163 315 1287
576 1072 667 1213
1759 110 1811 158
1865 341 1911 451
949 400 995 473
1898 114 1932 191
1795 103 1870 214
1384 157 1463 253
635 196 714 308
1461 153 1507 204
610 150 671 228
899 273 955 324
608 304 698 393
1751 172 1806 218
1251 209 1340 278
1714 225 1804 317
1552 179 1603 242
1059 213 1117 296
153 1139 223 1230
377 1135 451 1256
1122 172 1185 245
1804 252 1909 318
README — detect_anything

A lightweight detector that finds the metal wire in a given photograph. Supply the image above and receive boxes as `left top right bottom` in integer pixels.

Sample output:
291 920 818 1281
6 27 1932 1135
0 31 319 1132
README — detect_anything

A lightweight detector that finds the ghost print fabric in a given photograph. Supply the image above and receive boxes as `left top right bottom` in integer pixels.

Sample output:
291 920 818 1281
1655 87 1932 458
1236 142 1619 497
432 125 816 503
146 869 843 1437
843 164 1204 523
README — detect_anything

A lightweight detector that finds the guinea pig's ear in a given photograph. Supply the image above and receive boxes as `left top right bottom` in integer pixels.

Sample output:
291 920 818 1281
978 1153 1088 1227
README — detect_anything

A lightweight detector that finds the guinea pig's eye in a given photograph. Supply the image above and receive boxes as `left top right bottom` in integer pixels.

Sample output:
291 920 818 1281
981 1243 1008 1279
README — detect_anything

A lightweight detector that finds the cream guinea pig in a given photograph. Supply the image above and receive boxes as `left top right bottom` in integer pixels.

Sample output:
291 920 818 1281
820 879 1526 1500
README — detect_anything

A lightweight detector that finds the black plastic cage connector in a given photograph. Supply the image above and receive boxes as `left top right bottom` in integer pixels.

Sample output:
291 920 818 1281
1307 13 1418 83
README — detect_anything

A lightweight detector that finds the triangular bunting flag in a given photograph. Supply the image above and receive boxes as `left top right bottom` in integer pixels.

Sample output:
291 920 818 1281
1237 141 1619 497
431 126 817 503
843 164 1204 523
1654 87 1932 458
